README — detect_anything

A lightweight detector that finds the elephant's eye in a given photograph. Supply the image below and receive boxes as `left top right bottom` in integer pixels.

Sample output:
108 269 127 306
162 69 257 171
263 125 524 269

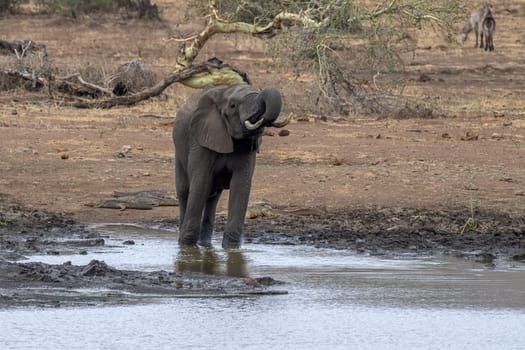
229 103 236 109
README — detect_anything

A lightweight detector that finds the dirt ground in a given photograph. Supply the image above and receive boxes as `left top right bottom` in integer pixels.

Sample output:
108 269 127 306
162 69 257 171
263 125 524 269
0 1 524 306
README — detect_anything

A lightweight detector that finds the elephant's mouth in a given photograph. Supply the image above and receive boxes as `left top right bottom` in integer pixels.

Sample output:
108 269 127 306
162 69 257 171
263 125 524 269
242 89 291 131
244 109 266 131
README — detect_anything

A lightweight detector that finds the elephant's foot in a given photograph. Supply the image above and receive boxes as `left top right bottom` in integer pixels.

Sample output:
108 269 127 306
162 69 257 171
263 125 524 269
178 233 198 246
197 230 213 247
197 239 212 247
222 232 242 249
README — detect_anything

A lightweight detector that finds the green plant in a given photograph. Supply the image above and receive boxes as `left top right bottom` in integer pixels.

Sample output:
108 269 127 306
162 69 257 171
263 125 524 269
460 196 479 234
460 216 479 234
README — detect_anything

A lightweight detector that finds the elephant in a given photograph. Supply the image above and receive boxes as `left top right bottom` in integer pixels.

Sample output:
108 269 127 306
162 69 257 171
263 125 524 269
173 83 290 249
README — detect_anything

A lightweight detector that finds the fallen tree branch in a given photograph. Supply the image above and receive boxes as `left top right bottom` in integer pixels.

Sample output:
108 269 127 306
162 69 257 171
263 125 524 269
59 72 115 98
65 58 249 109
0 69 45 89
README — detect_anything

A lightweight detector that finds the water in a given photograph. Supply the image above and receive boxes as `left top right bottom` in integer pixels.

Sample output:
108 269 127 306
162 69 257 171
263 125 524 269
1 224 525 349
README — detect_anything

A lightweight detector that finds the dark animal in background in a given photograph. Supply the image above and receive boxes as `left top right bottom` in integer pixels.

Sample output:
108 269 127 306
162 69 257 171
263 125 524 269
481 13 496 51
461 6 496 51
173 83 290 249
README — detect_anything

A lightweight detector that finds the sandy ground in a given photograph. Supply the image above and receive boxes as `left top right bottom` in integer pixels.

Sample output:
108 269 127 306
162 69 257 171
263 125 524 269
0 1 524 306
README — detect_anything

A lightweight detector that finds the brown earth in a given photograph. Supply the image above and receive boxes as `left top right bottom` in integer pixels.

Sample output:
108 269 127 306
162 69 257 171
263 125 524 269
1 1 525 260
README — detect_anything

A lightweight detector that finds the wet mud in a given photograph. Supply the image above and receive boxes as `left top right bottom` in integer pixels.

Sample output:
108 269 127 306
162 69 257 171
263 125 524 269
0 259 286 308
0 199 286 307
242 207 525 263
1 197 524 307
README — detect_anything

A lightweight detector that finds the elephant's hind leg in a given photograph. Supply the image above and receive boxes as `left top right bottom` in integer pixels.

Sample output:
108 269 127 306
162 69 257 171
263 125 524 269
175 160 189 227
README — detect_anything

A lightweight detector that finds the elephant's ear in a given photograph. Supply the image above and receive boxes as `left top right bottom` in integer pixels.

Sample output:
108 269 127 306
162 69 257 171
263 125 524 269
190 94 234 154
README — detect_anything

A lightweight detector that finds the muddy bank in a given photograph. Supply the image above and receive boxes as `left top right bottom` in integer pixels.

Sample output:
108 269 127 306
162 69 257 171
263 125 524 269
240 207 525 262
1 196 525 307
0 259 286 308
0 196 286 307
3 193 524 262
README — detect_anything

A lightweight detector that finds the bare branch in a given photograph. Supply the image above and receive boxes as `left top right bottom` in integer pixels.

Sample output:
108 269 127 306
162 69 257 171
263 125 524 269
175 6 322 72
65 58 250 109
65 73 115 97
0 69 45 88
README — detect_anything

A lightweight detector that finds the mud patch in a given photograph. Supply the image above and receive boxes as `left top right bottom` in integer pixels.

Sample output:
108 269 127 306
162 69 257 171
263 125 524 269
2 196 525 307
239 206 525 260
0 259 286 308
0 197 286 307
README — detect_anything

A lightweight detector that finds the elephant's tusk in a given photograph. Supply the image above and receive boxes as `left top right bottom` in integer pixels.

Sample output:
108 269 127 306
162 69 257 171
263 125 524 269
270 113 292 128
244 117 265 130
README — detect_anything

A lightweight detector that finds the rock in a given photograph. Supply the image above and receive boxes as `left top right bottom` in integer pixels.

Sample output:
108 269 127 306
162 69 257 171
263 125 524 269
512 254 525 262
296 115 310 122
255 277 285 286
81 260 113 277
461 131 478 141
278 129 290 137
418 73 432 82
123 240 135 245
474 252 496 264
243 277 262 287
332 158 345 166
65 238 105 247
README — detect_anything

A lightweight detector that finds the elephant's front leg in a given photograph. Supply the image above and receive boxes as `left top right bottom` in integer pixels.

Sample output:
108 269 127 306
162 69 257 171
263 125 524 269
222 155 256 249
199 189 222 247
179 159 214 246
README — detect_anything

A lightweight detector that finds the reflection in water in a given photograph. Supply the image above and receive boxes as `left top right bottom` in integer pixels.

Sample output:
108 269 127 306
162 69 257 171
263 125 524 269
175 246 247 277
7 224 525 350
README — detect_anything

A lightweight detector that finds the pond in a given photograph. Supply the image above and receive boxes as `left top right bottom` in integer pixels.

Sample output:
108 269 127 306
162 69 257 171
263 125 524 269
1 224 525 349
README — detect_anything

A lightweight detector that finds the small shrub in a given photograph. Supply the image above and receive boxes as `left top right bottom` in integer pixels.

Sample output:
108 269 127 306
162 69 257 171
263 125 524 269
107 60 156 95
46 0 125 14
0 0 25 14
41 0 159 18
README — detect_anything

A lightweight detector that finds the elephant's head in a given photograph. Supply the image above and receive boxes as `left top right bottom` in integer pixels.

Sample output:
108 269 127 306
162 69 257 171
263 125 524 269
190 84 289 153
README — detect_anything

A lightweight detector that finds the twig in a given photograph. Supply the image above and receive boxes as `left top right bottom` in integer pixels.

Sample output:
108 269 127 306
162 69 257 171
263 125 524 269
0 69 45 88
14 40 32 60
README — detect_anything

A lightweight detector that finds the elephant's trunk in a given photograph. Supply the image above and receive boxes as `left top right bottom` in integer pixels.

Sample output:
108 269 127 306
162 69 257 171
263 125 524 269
244 88 290 131
256 88 282 124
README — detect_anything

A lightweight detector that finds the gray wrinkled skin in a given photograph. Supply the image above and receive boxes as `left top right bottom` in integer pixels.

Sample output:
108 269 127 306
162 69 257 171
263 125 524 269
173 84 282 248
